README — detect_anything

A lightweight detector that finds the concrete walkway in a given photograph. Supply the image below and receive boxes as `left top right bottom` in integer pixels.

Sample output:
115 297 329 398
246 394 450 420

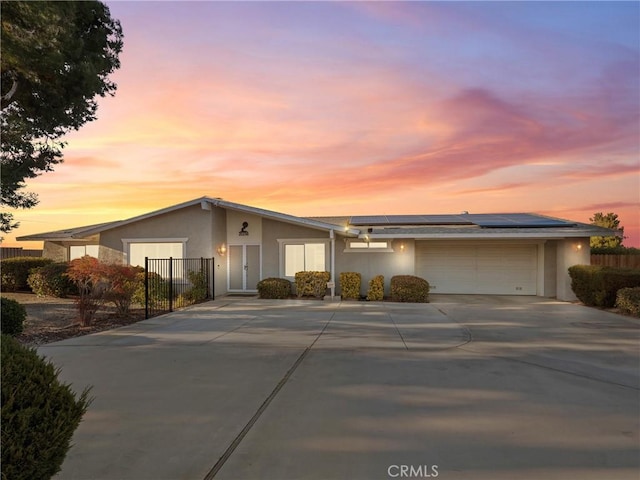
40 296 639 480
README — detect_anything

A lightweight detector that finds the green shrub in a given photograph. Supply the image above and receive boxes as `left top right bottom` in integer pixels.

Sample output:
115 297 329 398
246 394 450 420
616 287 640 317
366 275 385 301
591 246 640 255
1 257 53 291
27 262 77 298
1 297 26 336
1 334 92 480
132 271 169 309
568 265 640 308
390 275 430 303
182 269 209 304
295 271 330 299
339 272 361 300
257 278 292 299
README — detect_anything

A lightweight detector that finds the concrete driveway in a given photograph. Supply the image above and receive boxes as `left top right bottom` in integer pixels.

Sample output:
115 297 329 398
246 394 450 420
40 296 640 480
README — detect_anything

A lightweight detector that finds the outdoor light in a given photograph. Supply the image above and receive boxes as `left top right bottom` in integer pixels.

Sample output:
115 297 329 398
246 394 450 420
216 243 227 256
574 243 583 251
400 243 405 253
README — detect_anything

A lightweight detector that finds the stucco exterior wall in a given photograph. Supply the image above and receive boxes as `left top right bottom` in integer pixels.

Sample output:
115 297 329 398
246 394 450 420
99 204 214 264
211 207 227 297
543 240 558 297
42 241 68 262
556 238 590 301
335 238 415 296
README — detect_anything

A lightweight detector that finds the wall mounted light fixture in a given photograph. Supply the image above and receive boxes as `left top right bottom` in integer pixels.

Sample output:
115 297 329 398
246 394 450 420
216 243 227 256
400 243 405 253
574 243 583 252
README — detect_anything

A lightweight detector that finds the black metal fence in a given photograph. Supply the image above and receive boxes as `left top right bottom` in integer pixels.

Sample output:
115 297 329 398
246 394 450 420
144 257 214 319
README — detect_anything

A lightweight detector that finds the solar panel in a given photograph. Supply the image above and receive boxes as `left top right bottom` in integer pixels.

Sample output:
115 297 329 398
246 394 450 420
468 214 573 228
349 216 389 225
349 213 573 228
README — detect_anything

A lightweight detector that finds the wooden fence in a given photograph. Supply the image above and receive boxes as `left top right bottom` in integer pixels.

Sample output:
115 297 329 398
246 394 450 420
591 254 640 269
1 247 43 260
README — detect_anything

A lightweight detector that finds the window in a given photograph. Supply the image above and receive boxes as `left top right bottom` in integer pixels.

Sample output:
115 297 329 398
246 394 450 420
69 245 99 260
345 240 393 252
128 242 183 267
281 241 326 277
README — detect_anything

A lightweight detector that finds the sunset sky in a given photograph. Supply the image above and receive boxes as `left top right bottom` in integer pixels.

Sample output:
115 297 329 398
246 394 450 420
5 1 639 248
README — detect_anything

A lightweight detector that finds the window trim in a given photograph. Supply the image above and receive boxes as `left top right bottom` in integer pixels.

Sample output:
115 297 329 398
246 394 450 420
344 239 394 253
121 238 188 266
277 238 329 279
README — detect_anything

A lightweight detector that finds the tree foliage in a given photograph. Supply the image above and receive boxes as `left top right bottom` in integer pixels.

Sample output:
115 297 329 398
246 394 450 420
1 1 123 232
590 212 624 248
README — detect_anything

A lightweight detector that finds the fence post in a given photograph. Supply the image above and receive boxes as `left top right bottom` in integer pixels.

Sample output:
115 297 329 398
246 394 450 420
212 257 216 300
144 257 149 319
168 257 173 312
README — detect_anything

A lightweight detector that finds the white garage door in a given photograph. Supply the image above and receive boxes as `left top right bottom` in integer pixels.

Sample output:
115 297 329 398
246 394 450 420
416 242 538 295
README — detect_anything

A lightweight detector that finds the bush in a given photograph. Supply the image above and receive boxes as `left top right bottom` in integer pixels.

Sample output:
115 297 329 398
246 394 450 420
1 257 53 291
366 275 385 301
339 272 361 300
1 297 26 336
616 287 640 317
257 278 292 299
182 269 209 303
132 271 169 309
390 275 430 303
102 264 144 315
1 334 91 480
295 271 330 299
65 256 107 326
27 262 77 298
568 265 640 308
591 246 640 255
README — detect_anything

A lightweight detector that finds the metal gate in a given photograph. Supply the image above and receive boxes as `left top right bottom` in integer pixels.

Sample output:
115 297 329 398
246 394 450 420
144 257 214 318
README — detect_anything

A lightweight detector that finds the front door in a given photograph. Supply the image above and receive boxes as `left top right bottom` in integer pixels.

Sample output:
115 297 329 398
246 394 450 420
228 244 261 292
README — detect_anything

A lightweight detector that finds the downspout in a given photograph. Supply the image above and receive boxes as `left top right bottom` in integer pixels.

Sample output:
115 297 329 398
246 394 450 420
330 230 336 299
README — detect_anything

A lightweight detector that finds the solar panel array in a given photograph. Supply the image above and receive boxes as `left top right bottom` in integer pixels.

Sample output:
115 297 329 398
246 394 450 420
349 213 574 228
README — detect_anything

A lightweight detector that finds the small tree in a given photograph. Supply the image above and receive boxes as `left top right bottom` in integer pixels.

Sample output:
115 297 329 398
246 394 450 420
590 212 624 248
65 256 106 326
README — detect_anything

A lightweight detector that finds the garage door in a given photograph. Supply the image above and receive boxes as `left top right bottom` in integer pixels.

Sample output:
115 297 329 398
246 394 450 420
416 242 538 295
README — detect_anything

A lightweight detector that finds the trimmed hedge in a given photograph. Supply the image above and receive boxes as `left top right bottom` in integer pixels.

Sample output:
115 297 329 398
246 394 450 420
257 278 292 299
390 275 430 303
591 246 640 255
616 287 640 317
1 257 53 291
339 272 361 300
367 275 385 301
568 265 640 308
1 297 26 336
295 271 330 299
1 334 92 480
27 262 77 298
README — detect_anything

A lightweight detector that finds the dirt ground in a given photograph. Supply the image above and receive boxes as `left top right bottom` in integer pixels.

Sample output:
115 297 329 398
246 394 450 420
2 292 146 347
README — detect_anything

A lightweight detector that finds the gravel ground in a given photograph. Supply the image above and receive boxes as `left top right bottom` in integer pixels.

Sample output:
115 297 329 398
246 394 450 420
2 292 146 347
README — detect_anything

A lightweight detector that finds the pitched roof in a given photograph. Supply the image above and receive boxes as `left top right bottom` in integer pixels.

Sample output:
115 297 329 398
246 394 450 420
17 197 619 242
17 197 360 241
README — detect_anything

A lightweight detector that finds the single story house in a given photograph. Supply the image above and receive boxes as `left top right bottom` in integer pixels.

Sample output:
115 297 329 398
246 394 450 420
17 196 617 301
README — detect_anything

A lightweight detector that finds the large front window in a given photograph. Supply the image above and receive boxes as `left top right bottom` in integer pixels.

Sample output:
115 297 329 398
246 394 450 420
282 242 326 277
128 242 184 267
